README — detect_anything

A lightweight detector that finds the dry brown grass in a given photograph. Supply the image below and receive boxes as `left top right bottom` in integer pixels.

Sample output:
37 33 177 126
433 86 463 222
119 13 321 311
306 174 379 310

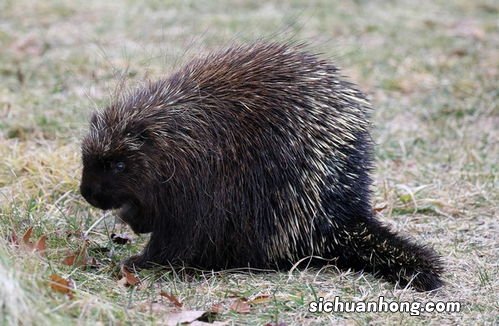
0 0 497 324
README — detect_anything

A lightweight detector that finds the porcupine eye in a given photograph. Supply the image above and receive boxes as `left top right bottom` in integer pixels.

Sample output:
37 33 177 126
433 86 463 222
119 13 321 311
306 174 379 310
114 161 126 173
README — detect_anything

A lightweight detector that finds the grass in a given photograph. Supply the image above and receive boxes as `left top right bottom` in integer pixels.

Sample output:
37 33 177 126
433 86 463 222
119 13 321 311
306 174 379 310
0 0 497 324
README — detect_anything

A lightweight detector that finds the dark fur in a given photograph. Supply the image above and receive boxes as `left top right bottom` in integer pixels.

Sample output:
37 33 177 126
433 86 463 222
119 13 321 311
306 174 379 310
80 42 443 291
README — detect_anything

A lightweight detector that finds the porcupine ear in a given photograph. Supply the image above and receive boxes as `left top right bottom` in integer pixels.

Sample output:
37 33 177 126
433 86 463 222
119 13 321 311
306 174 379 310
126 120 152 146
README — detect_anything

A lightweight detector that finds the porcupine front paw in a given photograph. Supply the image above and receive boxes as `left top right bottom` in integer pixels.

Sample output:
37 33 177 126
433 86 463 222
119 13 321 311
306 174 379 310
121 254 151 270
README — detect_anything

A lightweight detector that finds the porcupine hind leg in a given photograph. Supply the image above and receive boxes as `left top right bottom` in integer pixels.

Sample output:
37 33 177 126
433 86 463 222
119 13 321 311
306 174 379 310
321 134 443 291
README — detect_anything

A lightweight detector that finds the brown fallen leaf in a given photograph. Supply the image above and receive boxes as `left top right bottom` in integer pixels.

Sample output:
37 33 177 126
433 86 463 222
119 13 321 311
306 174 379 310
229 299 251 314
118 266 140 286
160 291 183 308
135 301 223 325
62 244 98 268
16 227 47 255
63 253 98 268
62 254 78 266
373 203 388 213
160 310 210 326
49 274 74 298
34 235 47 255
22 227 33 245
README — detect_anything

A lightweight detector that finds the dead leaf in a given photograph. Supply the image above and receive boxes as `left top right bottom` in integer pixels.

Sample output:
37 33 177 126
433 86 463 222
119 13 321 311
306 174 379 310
373 203 387 213
22 227 33 245
34 235 47 255
160 291 183 308
62 254 77 266
229 299 251 314
49 274 74 298
62 244 97 268
62 254 96 267
161 310 209 326
17 227 47 255
111 233 132 245
136 301 225 325
119 266 140 286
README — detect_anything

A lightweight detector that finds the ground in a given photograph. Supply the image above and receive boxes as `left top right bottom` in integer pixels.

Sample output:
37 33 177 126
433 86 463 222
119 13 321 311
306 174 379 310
0 0 497 325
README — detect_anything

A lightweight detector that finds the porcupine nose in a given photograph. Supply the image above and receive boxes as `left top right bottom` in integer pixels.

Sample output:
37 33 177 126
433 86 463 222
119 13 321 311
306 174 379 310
80 183 102 207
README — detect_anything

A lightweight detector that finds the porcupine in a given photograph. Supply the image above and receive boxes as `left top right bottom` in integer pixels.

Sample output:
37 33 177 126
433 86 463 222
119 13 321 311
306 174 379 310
80 42 443 291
